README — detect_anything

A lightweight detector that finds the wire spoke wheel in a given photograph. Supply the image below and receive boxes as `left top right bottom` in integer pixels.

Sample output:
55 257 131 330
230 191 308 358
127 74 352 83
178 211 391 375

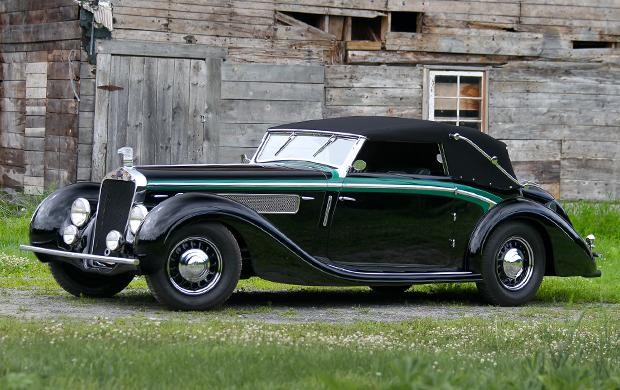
476 222 545 306
495 236 534 291
145 222 241 310
167 237 223 295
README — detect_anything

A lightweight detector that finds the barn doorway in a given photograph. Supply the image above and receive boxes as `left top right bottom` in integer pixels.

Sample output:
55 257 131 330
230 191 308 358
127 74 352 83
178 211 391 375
91 41 224 180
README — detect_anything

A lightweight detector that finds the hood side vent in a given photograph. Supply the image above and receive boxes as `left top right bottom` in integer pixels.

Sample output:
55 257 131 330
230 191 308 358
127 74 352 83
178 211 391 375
219 194 300 214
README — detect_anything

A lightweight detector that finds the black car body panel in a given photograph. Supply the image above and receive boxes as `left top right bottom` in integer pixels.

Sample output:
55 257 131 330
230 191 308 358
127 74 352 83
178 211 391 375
467 198 598 277
23 117 600 307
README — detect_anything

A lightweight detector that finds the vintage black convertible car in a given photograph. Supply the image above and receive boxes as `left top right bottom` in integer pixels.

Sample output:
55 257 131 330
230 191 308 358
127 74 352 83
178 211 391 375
21 117 600 309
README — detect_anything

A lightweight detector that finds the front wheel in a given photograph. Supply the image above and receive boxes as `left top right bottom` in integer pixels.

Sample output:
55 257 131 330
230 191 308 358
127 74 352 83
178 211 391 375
145 222 241 310
49 262 134 298
476 221 545 306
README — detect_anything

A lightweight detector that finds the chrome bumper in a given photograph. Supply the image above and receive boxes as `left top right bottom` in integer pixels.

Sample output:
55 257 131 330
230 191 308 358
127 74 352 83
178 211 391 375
19 244 140 266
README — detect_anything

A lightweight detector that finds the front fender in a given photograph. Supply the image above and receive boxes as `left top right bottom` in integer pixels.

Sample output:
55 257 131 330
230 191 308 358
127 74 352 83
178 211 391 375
30 182 100 246
467 198 598 277
133 193 337 282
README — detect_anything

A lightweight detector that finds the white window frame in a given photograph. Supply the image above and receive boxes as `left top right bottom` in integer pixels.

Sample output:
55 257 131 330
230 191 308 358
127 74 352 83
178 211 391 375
425 69 489 132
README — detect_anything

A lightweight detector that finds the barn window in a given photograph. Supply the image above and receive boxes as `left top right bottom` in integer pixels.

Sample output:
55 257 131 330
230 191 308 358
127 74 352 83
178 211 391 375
350 16 382 41
390 12 422 33
427 70 487 131
280 11 326 30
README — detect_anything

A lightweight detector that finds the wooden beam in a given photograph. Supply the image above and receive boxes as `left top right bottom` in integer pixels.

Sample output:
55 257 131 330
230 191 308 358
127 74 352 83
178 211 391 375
96 40 226 59
221 81 324 101
347 50 515 65
222 63 325 83
0 20 80 44
275 4 386 19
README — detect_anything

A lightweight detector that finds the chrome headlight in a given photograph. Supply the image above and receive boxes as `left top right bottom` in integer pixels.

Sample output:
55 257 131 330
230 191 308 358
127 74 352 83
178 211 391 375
128 205 148 234
62 225 79 245
105 230 122 251
70 198 91 227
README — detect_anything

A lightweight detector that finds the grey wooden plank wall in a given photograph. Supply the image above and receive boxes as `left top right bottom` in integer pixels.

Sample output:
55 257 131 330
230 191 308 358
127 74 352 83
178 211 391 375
0 0 81 193
218 63 324 162
488 61 620 200
324 65 423 118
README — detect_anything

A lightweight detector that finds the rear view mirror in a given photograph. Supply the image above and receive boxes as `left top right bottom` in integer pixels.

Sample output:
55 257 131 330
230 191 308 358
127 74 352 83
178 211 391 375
352 159 367 172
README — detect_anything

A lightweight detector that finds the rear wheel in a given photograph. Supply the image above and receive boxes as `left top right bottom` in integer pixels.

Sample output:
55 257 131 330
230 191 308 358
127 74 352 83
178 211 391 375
370 284 412 296
145 222 241 310
49 262 134 298
476 222 545 306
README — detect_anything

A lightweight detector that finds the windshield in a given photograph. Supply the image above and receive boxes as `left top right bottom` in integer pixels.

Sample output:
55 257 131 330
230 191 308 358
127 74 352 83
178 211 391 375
254 131 361 169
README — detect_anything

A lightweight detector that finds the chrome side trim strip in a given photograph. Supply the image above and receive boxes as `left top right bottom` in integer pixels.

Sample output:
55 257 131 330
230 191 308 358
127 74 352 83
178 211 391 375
147 181 498 206
455 189 498 206
149 181 336 188
20 244 140 266
322 195 333 227
323 264 476 278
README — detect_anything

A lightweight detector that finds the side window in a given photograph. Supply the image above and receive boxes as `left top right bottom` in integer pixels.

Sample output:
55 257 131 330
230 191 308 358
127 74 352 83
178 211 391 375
354 141 446 176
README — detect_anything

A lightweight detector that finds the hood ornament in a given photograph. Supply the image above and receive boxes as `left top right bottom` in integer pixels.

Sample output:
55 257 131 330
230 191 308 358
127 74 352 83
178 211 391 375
118 147 134 167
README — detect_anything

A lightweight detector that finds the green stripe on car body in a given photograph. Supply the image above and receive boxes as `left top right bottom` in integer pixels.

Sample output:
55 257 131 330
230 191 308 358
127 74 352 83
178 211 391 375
146 177 502 211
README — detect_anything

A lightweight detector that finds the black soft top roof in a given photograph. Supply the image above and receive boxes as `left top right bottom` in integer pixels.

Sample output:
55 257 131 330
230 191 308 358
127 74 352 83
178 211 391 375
271 116 519 191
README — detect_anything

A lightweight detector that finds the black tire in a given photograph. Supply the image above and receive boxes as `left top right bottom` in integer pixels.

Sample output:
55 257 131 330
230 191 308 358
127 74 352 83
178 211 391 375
145 222 241 310
49 262 134 298
476 221 545 306
370 284 412 296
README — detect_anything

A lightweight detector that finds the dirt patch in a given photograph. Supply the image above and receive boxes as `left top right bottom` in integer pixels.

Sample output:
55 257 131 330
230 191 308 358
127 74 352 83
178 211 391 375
1 287 617 323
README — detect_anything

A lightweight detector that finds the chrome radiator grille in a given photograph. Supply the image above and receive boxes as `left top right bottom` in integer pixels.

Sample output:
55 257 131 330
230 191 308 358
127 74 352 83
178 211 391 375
220 194 300 214
92 179 135 255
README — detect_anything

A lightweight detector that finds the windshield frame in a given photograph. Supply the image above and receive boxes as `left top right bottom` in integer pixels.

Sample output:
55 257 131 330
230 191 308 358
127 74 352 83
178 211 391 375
251 129 367 178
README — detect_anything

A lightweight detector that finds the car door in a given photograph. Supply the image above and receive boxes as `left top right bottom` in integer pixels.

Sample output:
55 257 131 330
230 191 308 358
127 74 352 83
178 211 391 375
327 174 459 272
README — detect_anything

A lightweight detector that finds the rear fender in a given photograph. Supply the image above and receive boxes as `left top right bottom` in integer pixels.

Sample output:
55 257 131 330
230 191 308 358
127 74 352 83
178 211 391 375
467 198 598 277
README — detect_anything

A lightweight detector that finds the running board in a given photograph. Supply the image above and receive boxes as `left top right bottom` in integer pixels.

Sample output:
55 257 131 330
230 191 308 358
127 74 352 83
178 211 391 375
315 257 481 283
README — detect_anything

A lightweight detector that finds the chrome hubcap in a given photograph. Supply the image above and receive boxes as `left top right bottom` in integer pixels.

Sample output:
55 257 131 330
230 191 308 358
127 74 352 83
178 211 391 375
502 248 524 279
167 237 222 295
178 249 210 283
496 236 534 291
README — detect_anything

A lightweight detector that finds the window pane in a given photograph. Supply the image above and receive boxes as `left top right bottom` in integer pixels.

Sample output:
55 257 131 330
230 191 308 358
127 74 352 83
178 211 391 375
460 76 482 98
459 99 481 119
434 98 457 118
439 121 457 126
434 75 458 97
460 122 481 130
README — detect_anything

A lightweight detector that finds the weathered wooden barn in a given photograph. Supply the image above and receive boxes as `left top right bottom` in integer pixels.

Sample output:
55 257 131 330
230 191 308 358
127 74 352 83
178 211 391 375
1 0 618 199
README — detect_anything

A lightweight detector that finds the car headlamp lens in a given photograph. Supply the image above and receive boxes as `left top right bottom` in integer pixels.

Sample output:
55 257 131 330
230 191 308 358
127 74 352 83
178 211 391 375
62 225 79 245
128 205 148 234
70 197 91 227
105 230 122 251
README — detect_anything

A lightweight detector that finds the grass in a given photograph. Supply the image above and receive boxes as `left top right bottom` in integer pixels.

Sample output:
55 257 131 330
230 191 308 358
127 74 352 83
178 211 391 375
0 192 619 388
0 313 618 389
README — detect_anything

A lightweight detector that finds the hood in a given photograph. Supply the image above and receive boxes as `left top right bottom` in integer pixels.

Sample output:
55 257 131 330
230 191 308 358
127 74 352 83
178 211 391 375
134 163 331 182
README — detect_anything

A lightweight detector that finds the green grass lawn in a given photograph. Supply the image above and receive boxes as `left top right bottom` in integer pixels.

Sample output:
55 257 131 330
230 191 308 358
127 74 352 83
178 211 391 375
0 194 619 389
1 312 619 389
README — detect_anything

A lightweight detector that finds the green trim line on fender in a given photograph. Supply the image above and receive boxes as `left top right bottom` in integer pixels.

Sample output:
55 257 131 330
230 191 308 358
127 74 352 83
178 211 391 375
146 177 502 211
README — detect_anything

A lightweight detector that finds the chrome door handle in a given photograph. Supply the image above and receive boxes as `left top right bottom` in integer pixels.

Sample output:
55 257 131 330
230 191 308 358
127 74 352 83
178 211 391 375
338 196 356 202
